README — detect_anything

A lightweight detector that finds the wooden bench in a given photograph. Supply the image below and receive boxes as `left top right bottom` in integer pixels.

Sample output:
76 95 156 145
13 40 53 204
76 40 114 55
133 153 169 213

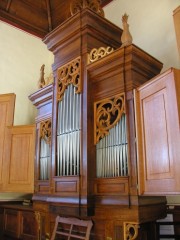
50 216 93 240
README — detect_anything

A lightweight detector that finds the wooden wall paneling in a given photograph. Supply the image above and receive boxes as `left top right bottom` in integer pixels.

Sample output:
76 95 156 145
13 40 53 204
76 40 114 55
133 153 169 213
1 205 39 239
0 207 4 238
19 210 38 239
134 68 180 195
4 208 20 238
3 125 35 193
0 93 15 190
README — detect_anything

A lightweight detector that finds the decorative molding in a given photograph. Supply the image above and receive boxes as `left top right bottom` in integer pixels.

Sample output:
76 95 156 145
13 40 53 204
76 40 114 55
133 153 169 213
40 120 51 144
124 222 139 240
70 0 104 17
94 93 125 144
57 57 81 101
87 46 114 64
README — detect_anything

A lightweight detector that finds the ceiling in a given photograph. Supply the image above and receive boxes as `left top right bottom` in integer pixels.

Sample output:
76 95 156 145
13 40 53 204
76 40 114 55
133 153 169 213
0 0 112 38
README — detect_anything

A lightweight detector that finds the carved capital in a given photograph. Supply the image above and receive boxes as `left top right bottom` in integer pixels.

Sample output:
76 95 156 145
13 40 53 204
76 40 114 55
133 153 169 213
40 120 51 144
94 93 125 144
70 0 104 17
87 46 114 64
57 57 81 101
124 222 139 240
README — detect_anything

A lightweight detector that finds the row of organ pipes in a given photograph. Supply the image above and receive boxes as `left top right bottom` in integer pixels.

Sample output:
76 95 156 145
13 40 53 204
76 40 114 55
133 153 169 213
39 138 50 180
96 114 128 178
57 84 81 176
39 84 128 179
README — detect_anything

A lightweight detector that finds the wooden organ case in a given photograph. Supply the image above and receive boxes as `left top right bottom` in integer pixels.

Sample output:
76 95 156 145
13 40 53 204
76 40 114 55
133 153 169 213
29 4 180 240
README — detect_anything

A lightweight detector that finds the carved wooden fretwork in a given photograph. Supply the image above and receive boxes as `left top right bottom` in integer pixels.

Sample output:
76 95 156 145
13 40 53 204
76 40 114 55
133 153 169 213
87 46 114 64
70 0 104 17
94 93 125 144
57 57 81 101
40 120 51 144
124 222 139 240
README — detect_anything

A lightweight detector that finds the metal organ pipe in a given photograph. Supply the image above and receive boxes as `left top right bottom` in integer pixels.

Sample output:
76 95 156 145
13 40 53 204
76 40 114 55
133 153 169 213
57 84 81 176
96 114 128 178
39 138 50 180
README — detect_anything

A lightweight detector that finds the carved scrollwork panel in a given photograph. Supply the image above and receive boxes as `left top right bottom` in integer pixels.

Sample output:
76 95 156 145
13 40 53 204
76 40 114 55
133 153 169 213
124 222 139 240
40 120 51 144
70 0 104 17
87 46 114 64
57 57 81 101
94 93 125 144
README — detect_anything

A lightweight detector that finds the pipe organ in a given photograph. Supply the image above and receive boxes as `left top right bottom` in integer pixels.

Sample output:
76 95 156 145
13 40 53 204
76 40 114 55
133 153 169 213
29 4 180 240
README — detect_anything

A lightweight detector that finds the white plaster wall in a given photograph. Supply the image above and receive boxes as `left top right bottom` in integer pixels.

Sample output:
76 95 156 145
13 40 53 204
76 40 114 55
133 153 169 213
104 0 180 71
0 21 54 125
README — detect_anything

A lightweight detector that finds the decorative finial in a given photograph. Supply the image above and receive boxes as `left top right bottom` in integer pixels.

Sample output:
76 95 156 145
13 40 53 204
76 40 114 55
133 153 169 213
38 64 46 89
121 13 133 47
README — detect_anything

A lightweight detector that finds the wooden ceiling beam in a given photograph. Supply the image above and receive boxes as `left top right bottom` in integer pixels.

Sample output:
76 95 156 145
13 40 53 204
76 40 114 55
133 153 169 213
0 9 48 38
6 0 12 12
46 0 52 31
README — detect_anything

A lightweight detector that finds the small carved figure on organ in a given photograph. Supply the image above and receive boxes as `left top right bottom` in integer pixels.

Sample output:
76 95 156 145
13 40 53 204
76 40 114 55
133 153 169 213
121 13 133 47
38 64 45 89
38 64 54 88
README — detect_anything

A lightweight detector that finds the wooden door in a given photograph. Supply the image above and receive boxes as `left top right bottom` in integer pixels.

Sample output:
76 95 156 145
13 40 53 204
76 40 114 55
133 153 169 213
134 68 180 195
3 125 35 192
0 93 15 189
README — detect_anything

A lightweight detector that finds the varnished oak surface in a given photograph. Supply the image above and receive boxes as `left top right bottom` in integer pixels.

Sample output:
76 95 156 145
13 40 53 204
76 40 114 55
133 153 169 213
2 125 35 193
0 94 15 188
0 0 113 38
0 204 38 240
30 8 169 240
135 68 180 195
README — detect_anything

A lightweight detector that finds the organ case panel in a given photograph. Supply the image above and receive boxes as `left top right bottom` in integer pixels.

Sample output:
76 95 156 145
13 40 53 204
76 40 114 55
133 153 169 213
53 57 82 197
29 83 53 196
135 68 180 195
